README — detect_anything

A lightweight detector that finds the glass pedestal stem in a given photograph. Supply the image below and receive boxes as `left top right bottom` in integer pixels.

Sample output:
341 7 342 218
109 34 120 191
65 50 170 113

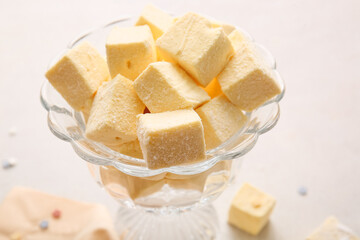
115 204 219 240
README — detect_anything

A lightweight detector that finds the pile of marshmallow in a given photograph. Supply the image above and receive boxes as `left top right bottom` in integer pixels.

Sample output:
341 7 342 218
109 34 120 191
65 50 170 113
46 5 280 169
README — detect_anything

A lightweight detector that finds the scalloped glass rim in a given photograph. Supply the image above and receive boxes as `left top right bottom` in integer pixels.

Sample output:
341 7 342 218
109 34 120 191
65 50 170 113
40 16 285 177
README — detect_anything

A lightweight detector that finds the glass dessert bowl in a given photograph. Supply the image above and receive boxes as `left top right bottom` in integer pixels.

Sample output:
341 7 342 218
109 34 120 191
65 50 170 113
40 16 285 240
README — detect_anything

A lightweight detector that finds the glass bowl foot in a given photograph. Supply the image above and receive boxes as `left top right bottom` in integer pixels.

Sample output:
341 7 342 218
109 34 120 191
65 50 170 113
115 204 219 240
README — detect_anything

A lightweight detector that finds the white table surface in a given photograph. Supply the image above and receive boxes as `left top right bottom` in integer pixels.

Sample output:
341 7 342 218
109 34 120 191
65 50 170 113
1 0 359 239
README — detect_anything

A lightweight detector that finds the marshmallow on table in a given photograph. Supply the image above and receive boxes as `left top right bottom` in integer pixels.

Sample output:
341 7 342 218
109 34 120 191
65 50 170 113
0 187 117 240
228 183 276 235
106 139 143 159
134 62 210 113
137 109 206 169
307 216 359 240
45 41 109 113
196 95 247 150
218 41 281 112
135 4 173 40
156 12 234 87
106 26 156 80
86 74 145 146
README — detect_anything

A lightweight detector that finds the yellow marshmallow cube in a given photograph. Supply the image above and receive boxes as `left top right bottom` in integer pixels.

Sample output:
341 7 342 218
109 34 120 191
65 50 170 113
86 74 145 145
228 183 276 235
196 95 247 150
134 62 210 113
106 26 156 80
100 166 166 200
204 78 222 98
218 42 281 111
137 109 206 169
106 139 143 159
45 41 109 113
210 19 236 35
135 4 173 40
173 16 235 35
228 29 249 52
307 216 360 240
165 160 231 192
156 12 234 87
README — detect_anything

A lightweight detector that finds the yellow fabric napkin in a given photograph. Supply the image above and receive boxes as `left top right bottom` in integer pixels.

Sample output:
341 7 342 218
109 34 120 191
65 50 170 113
0 187 118 240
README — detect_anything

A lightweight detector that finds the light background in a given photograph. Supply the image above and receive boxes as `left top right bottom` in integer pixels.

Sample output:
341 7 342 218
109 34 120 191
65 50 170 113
0 0 359 239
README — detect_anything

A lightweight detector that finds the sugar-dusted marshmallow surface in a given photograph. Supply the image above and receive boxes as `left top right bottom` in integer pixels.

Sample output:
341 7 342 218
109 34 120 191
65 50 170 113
45 41 109 113
86 74 145 146
228 29 249 52
137 109 206 169
156 12 234 87
196 95 247 149
210 19 236 35
228 183 276 235
106 26 156 80
218 42 281 111
134 62 210 113
307 216 359 240
172 16 236 35
135 4 173 40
